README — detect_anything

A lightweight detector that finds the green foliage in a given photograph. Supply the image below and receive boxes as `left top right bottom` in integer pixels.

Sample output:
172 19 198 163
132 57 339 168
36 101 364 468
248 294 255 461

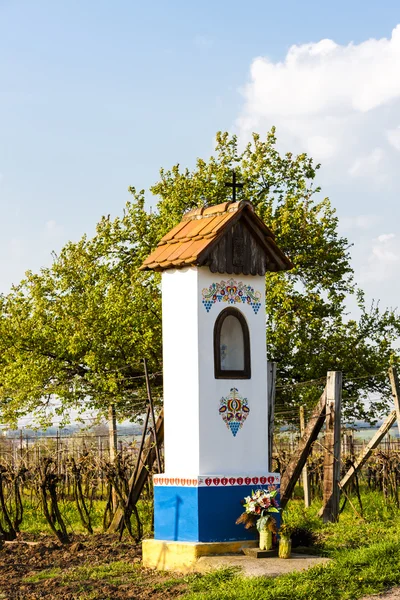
150 130 400 421
1 128 400 423
0 192 162 425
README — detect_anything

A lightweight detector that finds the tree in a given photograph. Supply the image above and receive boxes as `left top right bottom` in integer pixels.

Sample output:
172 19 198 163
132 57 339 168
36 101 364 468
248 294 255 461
0 194 162 426
149 129 400 422
1 128 399 425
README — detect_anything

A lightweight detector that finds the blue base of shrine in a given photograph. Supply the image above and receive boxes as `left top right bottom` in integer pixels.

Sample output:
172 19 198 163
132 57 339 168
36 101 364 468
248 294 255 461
154 484 281 543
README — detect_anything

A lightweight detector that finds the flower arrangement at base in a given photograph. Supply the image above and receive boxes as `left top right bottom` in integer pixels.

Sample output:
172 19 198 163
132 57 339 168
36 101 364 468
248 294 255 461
236 488 280 550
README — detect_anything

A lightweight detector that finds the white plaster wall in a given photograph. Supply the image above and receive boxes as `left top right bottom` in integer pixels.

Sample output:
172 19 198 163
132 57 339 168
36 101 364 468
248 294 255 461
197 268 269 475
162 266 269 478
162 268 200 476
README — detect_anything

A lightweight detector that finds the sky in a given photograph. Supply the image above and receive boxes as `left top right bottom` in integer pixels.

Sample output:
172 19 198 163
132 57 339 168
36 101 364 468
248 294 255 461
1 0 400 313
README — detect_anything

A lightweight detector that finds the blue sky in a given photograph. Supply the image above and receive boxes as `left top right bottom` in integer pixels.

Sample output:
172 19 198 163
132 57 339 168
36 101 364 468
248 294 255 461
1 0 400 311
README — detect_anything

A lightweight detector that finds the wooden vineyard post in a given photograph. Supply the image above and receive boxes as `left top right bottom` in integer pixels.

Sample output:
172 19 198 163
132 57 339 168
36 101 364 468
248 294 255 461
280 386 327 509
108 404 118 463
388 366 400 437
107 409 164 534
108 403 118 511
267 361 277 472
321 371 342 523
300 406 311 508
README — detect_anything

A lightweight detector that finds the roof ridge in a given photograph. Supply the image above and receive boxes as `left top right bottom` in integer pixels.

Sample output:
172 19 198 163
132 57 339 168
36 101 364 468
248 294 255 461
182 200 253 221
140 199 293 273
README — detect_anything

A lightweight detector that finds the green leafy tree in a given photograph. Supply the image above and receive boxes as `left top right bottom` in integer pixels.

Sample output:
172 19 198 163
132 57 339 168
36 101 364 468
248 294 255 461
149 129 400 422
1 129 399 425
0 195 161 426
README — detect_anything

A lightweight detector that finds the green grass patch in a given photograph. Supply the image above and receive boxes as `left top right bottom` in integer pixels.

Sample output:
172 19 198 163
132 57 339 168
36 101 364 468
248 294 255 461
23 561 142 587
62 560 140 583
184 540 400 600
24 567 63 583
20 495 153 537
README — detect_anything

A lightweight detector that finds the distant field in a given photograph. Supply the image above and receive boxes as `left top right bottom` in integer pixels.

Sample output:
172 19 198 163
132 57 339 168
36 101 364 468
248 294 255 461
352 427 399 442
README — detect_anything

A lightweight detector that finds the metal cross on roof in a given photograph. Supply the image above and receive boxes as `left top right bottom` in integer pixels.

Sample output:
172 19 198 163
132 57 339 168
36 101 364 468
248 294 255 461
225 170 244 202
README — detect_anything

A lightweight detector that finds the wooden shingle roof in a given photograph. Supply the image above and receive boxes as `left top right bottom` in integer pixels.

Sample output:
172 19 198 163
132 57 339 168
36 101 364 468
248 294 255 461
140 200 293 275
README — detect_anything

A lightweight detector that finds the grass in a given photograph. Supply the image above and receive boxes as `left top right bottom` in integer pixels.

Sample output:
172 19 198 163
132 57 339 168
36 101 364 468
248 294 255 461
62 561 141 583
20 495 153 537
183 540 400 599
23 561 144 587
24 568 63 583
181 485 400 600
17 486 400 599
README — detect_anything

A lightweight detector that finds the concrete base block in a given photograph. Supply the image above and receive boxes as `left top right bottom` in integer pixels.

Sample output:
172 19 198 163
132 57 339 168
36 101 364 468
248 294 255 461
142 538 258 571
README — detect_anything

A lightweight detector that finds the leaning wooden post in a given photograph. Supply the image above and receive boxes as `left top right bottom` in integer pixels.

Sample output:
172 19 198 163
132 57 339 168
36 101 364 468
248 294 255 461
267 361 277 472
108 403 118 511
388 366 400 437
300 406 311 507
143 358 162 473
321 371 342 523
338 410 397 493
280 387 327 509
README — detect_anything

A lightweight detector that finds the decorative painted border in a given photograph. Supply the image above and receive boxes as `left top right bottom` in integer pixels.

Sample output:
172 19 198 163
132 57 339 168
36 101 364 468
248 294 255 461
202 279 262 314
153 474 280 487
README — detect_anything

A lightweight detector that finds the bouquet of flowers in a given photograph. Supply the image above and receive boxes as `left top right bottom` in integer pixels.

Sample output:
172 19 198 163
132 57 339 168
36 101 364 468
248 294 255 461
236 488 280 532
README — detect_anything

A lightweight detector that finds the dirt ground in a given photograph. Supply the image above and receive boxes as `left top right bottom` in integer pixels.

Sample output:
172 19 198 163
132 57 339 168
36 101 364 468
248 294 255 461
2 534 400 600
0 534 188 600
362 592 400 600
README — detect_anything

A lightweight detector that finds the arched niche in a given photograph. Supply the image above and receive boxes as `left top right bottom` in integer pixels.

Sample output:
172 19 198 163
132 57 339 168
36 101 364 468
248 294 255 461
214 307 251 379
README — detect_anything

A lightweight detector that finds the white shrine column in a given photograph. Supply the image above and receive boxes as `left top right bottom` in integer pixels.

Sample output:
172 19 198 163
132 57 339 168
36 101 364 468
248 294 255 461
141 200 292 564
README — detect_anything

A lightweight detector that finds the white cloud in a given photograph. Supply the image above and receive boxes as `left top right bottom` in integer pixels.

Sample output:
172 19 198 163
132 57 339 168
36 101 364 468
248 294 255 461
361 233 400 283
341 215 381 231
237 25 400 173
236 27 400 307
348 148 384 178
377 233 395 243
387 126 400 150
240 26 400 120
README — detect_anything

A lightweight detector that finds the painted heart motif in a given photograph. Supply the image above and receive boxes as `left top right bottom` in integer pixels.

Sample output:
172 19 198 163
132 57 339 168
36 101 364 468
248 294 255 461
159 478 164 485
260 477 267 485
164 478 169 485
245 477 251 485
237 477 244 485
205 478 212 486
221 477 228 486
181 479 186 486
213 478 220 486
174 478 180 485
229 478 236 485
193 479 198 486
252 477 259 485
268 476 275 484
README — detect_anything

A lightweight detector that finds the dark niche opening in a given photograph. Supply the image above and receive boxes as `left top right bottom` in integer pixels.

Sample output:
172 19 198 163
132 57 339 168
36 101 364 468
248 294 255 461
214 307 251 379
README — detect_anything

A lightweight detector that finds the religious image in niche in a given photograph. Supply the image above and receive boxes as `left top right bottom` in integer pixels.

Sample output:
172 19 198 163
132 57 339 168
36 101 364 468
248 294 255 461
219 388 250 437
220 315 244 371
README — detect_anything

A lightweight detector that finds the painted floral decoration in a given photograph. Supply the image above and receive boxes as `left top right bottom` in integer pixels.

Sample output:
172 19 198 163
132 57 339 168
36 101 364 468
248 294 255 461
219 387 250 437
202 279 262 314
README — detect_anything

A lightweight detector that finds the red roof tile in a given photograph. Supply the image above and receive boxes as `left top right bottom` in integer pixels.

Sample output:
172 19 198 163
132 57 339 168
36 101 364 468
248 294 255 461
140 200 293 272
